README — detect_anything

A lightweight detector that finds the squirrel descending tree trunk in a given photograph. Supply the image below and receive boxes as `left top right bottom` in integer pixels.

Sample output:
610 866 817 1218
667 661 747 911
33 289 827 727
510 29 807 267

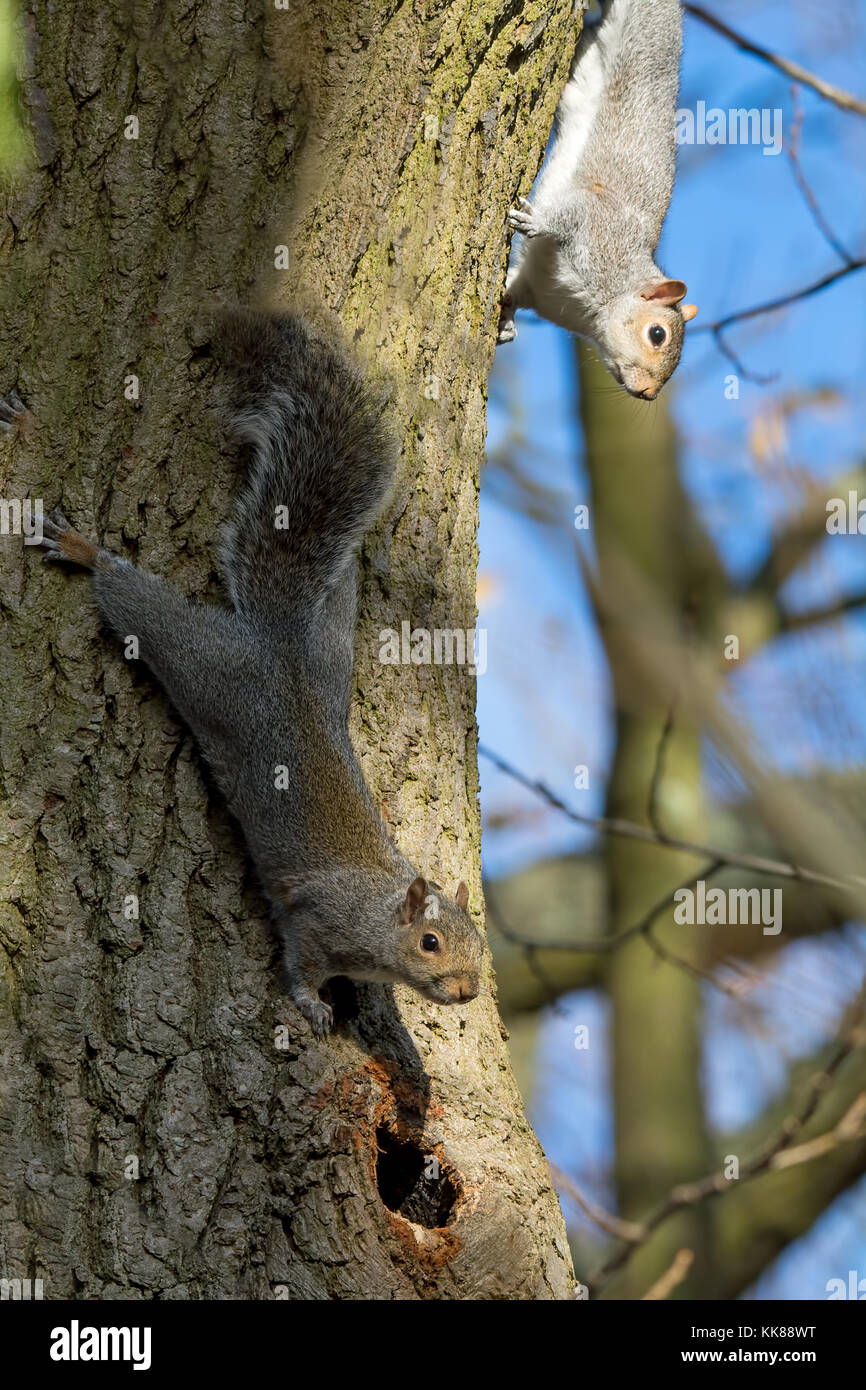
30 314 484 1037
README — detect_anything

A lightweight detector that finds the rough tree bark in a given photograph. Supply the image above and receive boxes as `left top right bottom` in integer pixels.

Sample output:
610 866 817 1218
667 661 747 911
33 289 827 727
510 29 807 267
0 0 578 1299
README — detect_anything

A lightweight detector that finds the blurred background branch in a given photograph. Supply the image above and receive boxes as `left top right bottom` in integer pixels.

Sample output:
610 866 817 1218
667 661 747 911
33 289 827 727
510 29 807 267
684 3 866 113
479 1 866 1297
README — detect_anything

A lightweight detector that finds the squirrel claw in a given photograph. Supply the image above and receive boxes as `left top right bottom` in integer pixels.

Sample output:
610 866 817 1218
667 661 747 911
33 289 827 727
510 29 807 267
0 389 30 434
39 511 72 556
497 292 517 344
35 511 101 569
297 997 334 1036
43 509 73 539
508 197 541 238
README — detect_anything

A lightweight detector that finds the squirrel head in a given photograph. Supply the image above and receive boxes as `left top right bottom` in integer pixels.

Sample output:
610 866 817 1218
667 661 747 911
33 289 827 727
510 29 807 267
600 279 697 400
390 876 483 1006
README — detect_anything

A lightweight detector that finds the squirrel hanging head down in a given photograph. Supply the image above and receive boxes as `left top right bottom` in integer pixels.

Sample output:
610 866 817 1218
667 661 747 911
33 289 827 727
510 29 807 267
498 0 698 398
597 278 698 400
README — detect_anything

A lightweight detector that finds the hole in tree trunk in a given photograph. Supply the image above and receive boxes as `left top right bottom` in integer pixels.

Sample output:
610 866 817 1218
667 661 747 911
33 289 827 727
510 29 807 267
375 1126 458 1228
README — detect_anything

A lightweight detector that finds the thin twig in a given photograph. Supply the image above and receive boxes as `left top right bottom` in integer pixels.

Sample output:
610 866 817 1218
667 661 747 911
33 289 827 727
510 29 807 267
643 915 748 1001
711 327 778 386
692 260 866 338
780 591 866 633
771 1091 866 1171
786 86 855 266
550 1163 643 1243
488 859 722 956
588 984 866 1292
488 855 750 1001
484 882 568 1014
642 1249 695 1301
479 744 865 895
748 466 866 597
684 4 866 116
698 87 861 381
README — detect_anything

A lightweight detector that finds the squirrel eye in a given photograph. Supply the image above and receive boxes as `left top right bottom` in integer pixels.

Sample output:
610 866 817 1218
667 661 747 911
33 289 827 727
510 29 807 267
420 932 440 952
648 324 667 347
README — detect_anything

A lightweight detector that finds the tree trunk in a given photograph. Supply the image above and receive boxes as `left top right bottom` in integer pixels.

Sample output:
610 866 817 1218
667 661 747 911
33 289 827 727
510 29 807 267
0 0 576 1300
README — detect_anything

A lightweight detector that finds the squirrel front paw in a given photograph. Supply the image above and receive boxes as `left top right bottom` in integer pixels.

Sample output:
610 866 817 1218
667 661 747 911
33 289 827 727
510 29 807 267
0 390 30 438
294 993 334 1037
507 197 543 239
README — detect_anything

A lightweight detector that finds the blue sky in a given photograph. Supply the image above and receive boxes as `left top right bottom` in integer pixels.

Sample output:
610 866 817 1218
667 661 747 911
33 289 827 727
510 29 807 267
478 0 866 1299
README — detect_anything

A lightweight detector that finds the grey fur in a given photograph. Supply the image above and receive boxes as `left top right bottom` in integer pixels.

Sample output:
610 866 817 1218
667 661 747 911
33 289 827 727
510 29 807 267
499 0 695 399
37 314 483 1035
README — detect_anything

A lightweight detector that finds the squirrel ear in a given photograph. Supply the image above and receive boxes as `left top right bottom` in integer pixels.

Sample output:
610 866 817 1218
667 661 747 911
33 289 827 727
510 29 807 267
681 303 698 323
641 279 688 307
400 876 428 925
456 881 469 912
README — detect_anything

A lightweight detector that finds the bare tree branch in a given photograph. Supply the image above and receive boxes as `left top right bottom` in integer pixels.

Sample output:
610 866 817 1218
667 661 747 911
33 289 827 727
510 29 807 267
489 850 751 1001
692 260 866 338
570 536 866 918
710 326 778 385
479 744 866 895
642 913 747 1001
648 702 677 836
693 81 862 377
786 86 856 267
641 1248 695 1301
772 1092 866 1171
549 1162 642 1244
781 591 866 633
748 469 866 597
588 983 866 1292
683 4 866 116
484 881 568 1013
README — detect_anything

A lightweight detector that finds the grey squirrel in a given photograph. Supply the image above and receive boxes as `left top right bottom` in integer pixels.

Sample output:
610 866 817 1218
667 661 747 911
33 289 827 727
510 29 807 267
27 312 483 1035
498 0 697 399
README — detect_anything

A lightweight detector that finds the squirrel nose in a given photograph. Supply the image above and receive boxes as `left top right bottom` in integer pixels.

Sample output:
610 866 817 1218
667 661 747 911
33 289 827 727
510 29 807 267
457 981 478 1002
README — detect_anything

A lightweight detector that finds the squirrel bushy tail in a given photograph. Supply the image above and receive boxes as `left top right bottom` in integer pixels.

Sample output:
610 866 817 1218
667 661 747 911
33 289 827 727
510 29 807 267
217 311 397 632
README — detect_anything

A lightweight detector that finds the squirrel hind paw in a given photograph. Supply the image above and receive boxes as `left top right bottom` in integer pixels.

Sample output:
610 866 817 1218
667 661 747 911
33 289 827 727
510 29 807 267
38 513 101 569
45 507 72 533
0 390 30 433
497 293 517 344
